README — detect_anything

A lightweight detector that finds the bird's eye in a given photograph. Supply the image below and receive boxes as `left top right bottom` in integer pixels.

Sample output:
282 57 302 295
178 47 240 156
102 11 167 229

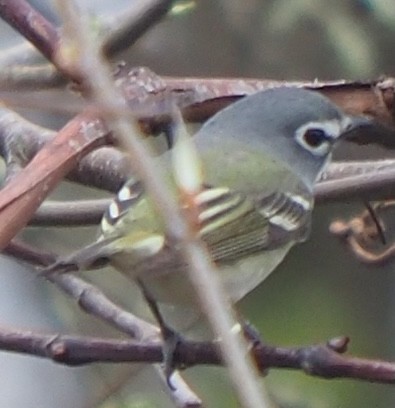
303 128 328 148
295 122 338 156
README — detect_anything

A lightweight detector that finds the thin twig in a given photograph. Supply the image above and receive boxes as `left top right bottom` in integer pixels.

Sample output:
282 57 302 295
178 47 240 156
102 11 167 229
330 200 395 264
5 239 158 340
314 167 395 203
0 111 110 249
31 199 109 226
0 42 44 68
0 0 59 64
56 2 271 407
102 0 173 58
0 64 65 90
5 239 200 408
0 1 173 90
24 159 395 228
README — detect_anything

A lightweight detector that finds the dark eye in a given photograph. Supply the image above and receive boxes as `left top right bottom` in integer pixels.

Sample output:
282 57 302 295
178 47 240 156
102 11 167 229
303 128 328 147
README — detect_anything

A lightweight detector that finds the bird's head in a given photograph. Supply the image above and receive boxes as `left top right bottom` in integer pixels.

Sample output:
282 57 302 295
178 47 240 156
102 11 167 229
199 87 371 190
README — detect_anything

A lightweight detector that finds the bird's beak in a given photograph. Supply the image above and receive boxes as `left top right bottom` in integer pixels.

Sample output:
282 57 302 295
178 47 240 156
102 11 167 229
341 115 395 149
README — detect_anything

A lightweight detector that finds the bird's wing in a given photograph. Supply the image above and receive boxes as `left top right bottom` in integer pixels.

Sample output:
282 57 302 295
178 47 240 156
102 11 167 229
42 178 312 276
134 184 313 308
100 176 313 266
42 178 164 276
197 186 312 264
100 178 145 236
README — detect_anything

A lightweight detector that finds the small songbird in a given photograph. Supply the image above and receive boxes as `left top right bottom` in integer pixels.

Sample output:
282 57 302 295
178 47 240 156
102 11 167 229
43 87 370 332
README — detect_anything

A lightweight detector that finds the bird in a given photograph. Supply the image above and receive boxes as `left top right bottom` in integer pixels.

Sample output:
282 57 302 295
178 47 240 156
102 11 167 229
42 87 368 334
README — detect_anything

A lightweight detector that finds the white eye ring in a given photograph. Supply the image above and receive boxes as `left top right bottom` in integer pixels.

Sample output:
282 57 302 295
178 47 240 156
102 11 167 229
295 120 341 156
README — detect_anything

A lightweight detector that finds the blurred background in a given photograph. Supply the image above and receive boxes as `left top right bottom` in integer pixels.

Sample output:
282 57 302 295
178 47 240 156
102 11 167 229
1 0 395 407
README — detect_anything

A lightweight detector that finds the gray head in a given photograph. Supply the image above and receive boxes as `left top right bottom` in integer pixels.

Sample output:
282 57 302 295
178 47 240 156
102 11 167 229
197 87 358 190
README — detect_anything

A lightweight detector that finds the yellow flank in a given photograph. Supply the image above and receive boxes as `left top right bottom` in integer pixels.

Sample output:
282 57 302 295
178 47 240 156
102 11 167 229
115 232 165 258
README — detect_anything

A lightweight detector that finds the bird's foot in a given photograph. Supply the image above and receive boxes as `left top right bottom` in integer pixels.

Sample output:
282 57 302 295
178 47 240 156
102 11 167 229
161 324 186 389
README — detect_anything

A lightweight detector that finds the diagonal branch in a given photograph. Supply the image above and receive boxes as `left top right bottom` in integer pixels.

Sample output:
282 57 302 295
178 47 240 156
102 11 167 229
0 0 59 64
5 239 158 341
102 0 174 58
5 241 200 408
0 111 110 249
54 2 270 406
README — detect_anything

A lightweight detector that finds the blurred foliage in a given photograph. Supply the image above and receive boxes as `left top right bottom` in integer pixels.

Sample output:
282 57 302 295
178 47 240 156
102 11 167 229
126 0 395 80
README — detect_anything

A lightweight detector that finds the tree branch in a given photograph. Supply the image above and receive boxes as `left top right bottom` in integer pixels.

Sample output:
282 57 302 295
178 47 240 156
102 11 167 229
0 0 59 65
2 104 395 230
0 111 110 249
102 0 174 58
4 239 158 340
0 326 394 385
22 159 395 227
5 239 201 407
